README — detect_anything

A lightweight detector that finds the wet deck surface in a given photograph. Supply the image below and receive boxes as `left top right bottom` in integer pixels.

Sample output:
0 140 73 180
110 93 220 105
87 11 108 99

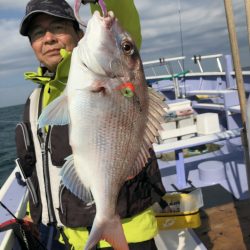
194 185 250 250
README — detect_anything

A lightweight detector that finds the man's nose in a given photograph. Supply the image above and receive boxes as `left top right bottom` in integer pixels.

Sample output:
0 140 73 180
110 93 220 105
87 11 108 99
43 30 57 43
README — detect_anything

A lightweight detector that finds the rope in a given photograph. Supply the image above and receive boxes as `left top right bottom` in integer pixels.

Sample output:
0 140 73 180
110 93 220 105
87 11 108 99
147 70 190 85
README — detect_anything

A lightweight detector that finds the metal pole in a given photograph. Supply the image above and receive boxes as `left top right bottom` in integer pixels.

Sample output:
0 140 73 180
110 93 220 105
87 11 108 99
224 0 250 190
244 0 250 47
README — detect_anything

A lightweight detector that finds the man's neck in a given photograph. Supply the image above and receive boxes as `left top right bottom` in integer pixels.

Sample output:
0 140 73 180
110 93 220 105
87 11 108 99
41 66 56 79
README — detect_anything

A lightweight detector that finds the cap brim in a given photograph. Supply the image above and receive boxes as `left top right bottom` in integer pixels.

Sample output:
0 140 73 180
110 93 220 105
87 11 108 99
19 10 76 36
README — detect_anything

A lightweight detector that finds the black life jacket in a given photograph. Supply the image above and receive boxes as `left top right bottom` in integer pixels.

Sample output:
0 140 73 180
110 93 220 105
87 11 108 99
15 87 166 227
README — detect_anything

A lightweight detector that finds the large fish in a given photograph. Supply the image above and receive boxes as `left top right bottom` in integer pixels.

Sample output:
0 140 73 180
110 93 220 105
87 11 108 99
38 10 166 250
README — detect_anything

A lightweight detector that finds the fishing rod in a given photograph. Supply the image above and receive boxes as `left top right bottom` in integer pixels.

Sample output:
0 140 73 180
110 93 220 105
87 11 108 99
81 0 98 4
0 201 47 250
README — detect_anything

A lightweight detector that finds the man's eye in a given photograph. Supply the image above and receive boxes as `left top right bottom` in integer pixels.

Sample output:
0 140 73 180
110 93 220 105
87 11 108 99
51 23 65 33
30 28 44 38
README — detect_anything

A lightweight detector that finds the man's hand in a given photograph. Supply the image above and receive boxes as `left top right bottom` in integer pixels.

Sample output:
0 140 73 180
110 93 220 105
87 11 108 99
22 216 40 239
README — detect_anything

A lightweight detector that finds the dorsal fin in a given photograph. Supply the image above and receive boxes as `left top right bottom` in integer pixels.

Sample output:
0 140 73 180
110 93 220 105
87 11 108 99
130 87 167 177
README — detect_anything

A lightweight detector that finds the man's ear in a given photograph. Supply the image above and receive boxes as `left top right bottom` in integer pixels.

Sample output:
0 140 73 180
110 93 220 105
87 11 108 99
78 29 84 39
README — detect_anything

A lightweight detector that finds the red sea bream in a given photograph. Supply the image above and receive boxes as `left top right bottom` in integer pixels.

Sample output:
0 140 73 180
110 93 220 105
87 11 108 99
38 10 166 250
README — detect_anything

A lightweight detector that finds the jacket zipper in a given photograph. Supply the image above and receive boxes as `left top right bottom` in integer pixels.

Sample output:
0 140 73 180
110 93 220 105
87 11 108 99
38 127 57 224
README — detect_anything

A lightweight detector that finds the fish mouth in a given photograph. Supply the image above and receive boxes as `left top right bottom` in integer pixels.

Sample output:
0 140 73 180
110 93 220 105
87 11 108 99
94 10 115 29
82 57 126 80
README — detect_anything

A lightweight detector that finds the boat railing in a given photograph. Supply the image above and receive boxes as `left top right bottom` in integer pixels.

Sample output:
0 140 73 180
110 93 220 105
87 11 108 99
143 54 226 79
0 166 28 250
143 56 186 79
144 53 250 99
144 53 250 83
191 54 224 73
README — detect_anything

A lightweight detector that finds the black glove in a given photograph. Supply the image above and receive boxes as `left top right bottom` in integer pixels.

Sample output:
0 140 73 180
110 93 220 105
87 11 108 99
81 0 98 4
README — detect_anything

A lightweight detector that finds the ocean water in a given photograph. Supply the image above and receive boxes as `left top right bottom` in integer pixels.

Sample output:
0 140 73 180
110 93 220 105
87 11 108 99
0 104 24 187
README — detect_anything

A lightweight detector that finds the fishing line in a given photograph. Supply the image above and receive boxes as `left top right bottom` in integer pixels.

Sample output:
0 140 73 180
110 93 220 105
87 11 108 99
178 0 184 68
0 201 17 219
178 0 187 98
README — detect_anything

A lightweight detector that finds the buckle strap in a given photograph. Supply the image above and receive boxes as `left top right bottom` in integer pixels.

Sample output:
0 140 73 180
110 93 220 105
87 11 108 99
57 227 73 250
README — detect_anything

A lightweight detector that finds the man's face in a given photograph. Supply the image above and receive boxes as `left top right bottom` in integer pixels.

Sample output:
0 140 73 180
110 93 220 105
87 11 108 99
29 14 83 72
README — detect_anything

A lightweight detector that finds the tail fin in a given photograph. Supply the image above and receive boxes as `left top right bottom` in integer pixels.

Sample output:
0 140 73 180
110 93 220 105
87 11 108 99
84 215 128 250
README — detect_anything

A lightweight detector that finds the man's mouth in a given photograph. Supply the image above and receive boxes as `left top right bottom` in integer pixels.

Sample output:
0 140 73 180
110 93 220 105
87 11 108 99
43 48 61 56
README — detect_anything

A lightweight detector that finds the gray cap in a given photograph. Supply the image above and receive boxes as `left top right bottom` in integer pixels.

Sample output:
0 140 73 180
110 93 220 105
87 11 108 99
20 0 79 36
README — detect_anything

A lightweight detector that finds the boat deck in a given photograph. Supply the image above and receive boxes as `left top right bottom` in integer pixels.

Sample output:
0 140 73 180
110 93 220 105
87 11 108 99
195 185 250 249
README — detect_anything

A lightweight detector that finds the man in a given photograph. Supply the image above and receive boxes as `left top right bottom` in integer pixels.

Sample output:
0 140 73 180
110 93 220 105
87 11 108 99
16 0 166 249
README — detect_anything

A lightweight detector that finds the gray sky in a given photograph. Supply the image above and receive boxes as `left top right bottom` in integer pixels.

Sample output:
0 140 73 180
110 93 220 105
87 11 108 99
0 0 249 107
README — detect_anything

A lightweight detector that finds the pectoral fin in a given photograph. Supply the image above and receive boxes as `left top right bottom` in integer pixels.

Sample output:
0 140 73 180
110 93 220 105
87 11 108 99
38 94 70 128
60 155 93 203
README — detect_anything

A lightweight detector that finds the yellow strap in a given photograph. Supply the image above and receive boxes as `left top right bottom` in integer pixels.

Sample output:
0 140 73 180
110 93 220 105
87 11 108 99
61 208 158 249
42 49 71 108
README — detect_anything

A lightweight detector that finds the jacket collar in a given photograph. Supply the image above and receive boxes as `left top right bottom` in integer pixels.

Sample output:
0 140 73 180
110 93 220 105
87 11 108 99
24 49 72 92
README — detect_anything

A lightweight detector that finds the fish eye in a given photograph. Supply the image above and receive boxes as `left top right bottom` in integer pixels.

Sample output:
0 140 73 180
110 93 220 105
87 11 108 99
121 41 134 55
